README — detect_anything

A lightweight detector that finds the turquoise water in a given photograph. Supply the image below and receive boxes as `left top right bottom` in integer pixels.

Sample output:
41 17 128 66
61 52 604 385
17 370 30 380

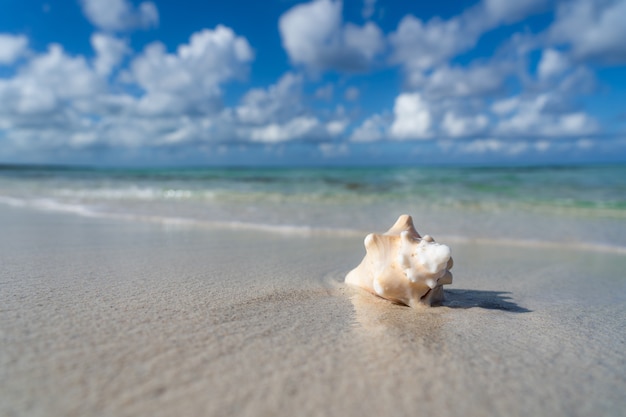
1 165 625 249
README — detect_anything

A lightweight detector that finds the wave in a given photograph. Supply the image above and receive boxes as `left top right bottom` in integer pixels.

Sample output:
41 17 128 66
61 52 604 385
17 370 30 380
1 195 625 255
0 195 362 236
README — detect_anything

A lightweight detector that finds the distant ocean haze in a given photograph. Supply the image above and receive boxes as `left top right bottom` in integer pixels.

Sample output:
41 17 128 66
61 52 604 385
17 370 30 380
1 165 625 250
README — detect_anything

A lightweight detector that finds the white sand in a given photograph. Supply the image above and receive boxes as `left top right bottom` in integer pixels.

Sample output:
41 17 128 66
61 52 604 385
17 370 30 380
1 205 625 417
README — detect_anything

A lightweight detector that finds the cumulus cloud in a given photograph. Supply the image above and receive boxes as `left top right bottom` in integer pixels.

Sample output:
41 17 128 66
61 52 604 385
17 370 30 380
80 0 159 32
0 24 352 158
0 34 28 65
279 0 384 72
556 66 596 95
379 0 609 145
442 112 489 137
234 72 345 143
326 119 348 136
0 43 109 155
388 13 480 73
0 44 102 117
493 94 598 137
248 116 322 143
390 93 432 140
349 81 600 143
387 0 538 75
350 113 388 142
454 136 608 158
549 0 626 63
0 0 620 163
236 72 303 125
537 48 569 80
344 22 385 61
388 0 554 87
411 61 512 96
0 25 260 155
491 96 520 115
91 33 130 76
128 26 253 116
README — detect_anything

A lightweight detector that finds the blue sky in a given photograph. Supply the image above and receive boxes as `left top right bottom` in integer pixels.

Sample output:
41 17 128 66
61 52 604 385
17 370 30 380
0 0 625 166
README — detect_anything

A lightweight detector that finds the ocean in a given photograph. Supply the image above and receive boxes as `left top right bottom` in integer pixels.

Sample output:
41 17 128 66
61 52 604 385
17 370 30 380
1 164 625 251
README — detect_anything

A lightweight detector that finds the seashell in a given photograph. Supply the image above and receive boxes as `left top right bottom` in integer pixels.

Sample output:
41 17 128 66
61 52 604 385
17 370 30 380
345 214 453 308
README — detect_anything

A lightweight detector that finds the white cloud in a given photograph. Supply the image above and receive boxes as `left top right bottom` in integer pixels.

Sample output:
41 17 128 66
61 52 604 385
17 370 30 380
491 97 520 115
390 93 432 140
343 22 385 62
234 72 346 143
494 94 599 137
0 44 102 116
0 34 28 65
537 48 569 80
388 0 551 87
350 113 388 142
279 0 341 67
0 43 110 155
248 116 321 143
326 119 348 136
453 136 612 158
91 33 129 76
557 66 595 95
557 113 593 133
236 72 303 125
0 0 620 163
351 85 601 143
414 61 511 96
442 112 489 137
80 0 158 32
0 25 260 155
388 14 479 73
278 0 384 72
550 0 626 63
129 26 253 116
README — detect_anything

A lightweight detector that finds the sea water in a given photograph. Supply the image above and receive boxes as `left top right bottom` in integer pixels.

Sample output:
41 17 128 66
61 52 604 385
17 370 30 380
1 165 625 251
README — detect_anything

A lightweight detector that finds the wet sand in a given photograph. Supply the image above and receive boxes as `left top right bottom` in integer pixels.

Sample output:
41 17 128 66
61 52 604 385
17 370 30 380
1 205 625 417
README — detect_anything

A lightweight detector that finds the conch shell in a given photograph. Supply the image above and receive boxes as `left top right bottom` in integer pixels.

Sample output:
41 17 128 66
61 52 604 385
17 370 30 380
345 215 453 307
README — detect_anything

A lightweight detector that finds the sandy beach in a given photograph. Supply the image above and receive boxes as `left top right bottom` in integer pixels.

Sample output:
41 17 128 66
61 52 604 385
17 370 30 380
1 204 624 417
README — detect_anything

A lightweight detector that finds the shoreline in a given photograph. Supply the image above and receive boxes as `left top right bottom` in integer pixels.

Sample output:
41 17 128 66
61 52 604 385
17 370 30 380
1 198 625 255
1 205 625 417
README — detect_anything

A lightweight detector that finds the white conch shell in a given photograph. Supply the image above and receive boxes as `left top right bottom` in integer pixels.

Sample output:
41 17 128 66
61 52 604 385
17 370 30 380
345 214 453 308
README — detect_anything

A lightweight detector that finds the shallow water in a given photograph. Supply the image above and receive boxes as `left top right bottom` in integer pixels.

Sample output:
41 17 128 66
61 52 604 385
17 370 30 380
1 164 625 249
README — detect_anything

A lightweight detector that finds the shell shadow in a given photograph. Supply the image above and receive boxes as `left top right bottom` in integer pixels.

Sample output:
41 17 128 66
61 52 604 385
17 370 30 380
444 289 532 313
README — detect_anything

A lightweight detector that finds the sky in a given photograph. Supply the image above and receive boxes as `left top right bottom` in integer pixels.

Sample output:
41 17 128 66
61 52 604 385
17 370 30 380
0 0 625 166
